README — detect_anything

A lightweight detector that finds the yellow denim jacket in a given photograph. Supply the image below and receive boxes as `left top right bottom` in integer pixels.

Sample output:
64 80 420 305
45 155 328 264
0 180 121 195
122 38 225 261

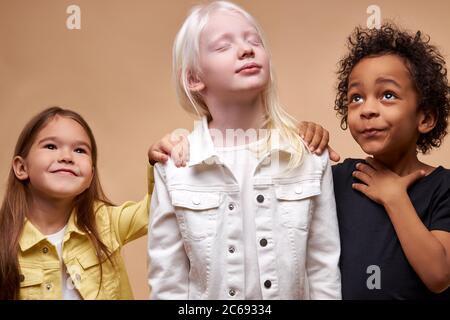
18 166 154 300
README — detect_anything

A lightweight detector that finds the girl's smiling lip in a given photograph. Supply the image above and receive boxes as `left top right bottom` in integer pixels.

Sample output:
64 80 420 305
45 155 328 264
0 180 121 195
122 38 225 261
50 168 78 176
236 62 262 74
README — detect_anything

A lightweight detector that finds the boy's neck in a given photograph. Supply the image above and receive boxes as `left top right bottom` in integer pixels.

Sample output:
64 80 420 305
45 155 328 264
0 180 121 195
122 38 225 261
27 191 74 235
373 147 434 176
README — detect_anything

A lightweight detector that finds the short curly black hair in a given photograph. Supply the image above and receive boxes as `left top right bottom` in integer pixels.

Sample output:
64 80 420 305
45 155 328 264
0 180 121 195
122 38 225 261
335 23 450 154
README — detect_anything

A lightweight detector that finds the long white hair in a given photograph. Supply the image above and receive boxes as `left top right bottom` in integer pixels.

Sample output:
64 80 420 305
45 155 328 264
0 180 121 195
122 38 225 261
173 1 305 168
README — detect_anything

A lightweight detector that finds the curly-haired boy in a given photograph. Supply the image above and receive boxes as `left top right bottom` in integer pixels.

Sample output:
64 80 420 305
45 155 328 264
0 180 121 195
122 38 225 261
333 23 450 299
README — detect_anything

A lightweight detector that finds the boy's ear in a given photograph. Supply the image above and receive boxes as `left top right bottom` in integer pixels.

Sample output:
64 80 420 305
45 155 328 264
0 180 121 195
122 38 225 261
12 156 29 181
187 71 205 92
418 110 437 134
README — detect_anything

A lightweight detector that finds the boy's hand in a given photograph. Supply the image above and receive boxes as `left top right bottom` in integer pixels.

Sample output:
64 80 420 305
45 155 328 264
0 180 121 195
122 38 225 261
298 121 340 162
148 132 190 167
351 157 426 206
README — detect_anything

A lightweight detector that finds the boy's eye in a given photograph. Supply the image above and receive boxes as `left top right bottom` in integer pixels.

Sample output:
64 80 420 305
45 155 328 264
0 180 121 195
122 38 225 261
382 92 397 101
350 94 364 104
44 144 57 150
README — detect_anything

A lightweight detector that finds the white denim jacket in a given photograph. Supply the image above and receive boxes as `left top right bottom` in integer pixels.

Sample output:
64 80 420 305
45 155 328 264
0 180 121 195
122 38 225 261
148 117 341 300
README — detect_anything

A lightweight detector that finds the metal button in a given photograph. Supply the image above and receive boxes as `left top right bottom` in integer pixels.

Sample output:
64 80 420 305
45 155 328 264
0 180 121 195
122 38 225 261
228 203 235 211
192 197 200 205
228 246 235 254
256 194 265 203
264 280 272 288
19 274 25 282
45 283 53 291
260 239 268 247
42 247 49 254
228 289 236 296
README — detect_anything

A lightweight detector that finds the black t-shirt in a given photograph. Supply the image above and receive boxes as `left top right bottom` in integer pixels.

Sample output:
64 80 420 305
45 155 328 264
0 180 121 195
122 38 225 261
332 158 450 300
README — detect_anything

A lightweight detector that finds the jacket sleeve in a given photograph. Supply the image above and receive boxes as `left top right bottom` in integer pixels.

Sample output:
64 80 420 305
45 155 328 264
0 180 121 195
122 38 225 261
147 163 189 299
107 164 154 246
306 151 342 299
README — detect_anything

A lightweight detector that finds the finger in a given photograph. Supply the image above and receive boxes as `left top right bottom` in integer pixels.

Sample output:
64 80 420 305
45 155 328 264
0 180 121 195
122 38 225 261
352 169 372 185
315 129 329 155
170 141 183 167
148 144 166 164
298 121 308 139
179 136 188 167
171 150 182 167
327 146 341 162
404 170 426 187
302 122 315 147
356 162 376 176
148 146 155 164
180 135 190 166
158 139 176 155
352 182 369 194
149 151 169 165
184 137 190 163
169 132 184 145
309 126 324 153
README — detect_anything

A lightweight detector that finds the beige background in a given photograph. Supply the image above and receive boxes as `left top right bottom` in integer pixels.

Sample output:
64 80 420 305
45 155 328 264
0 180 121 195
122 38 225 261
1 0 449 299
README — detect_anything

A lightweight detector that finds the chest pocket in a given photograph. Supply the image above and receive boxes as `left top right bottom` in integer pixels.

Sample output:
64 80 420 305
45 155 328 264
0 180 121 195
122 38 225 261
73 238 121 299
19 267 44 300
170 190 223 241
275 178 321 230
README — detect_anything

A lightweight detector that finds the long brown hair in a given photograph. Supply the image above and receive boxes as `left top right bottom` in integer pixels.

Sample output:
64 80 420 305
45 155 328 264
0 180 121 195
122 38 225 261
0 107 113 299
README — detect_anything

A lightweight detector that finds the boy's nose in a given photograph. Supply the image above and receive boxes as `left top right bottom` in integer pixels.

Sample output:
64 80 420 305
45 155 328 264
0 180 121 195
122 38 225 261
360 99 379 119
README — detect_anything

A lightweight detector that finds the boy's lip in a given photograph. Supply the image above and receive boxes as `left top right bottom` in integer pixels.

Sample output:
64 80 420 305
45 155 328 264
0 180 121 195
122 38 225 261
360 128 386 138
236 62 262 73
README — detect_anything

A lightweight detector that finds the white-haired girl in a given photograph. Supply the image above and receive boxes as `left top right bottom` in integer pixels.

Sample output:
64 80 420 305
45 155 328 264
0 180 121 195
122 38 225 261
148 1 341 300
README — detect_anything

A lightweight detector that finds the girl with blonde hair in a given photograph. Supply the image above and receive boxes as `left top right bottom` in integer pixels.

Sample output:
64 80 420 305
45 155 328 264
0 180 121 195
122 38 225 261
148 1 341 299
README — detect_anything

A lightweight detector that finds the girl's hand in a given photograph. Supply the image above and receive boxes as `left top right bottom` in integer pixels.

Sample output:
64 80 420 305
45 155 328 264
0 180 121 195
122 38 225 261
148 132 189 167
352 157 426 206
298 121 340 162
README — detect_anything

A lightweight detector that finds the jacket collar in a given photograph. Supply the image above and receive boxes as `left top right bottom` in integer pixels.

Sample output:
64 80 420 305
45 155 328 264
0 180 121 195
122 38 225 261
187 116 301 167
19 210 86 252
187 117 221 167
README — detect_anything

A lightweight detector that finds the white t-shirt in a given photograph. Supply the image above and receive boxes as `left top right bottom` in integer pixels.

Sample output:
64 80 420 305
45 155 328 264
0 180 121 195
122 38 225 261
46 226 82 300
215 138 266 299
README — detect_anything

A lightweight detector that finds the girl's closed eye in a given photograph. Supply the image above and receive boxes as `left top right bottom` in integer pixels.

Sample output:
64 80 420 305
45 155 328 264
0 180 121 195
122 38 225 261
247 35 262 46
215 42 231 51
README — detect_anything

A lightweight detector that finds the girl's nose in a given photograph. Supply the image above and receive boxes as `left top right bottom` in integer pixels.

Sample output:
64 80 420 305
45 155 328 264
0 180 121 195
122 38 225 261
58 148 74 164
238 41 254 59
